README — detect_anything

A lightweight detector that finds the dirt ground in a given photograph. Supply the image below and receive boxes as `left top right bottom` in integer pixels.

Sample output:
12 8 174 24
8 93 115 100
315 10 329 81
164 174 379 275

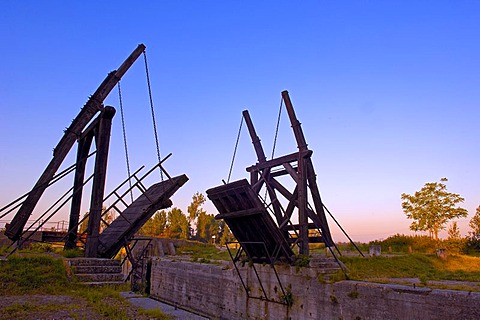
0 294 155 320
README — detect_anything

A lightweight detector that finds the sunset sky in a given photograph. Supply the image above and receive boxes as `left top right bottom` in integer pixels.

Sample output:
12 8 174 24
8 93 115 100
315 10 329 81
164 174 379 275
1 1 479 242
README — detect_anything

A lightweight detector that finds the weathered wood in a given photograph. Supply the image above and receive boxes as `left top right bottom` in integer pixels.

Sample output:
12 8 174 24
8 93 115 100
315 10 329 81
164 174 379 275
246 150 312 173
306 160 334 247
282 90 308 151
97 174 188 258
243 110 283 224
5 44 146 241
64 131 94 250
242 110 267 163
207 179 294 264
85 107 115 257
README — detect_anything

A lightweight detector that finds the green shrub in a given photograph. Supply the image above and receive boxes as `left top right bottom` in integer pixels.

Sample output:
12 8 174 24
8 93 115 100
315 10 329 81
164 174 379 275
370 234 438 254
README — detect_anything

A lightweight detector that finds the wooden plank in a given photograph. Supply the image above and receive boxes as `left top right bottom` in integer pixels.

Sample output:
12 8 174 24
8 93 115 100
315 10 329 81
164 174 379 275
207 179 294 264
97 174 188 258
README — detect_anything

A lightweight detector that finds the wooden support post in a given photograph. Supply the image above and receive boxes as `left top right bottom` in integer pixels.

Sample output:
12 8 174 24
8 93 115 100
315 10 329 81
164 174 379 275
5 44 146 241
306 160 334 247
243 110 284 224
242 110 267 163
64 132 94 250
297 156 309 255
282 90 308 152
85 107 116 257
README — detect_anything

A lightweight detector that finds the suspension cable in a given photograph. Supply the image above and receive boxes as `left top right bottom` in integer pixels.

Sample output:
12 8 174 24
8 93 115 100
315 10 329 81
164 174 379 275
117 82 134 202
227 115 244 183
271 95 284 159
143 49 164 181
263 96 284 200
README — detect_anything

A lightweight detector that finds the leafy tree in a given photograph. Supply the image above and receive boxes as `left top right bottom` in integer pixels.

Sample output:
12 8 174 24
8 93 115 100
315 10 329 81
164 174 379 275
195 211 220 243
469 205 480 237
401 178 468 240
139 210 167 237
219 222 234 245
447 221 461 240
165 207 189 239
187 192 207 238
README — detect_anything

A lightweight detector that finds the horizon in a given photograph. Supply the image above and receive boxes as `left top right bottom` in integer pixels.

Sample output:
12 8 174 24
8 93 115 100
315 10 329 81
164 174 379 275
1 2 479 243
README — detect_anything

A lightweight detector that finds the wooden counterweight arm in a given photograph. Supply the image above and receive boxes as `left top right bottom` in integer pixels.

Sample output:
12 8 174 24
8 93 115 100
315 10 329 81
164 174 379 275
281 90 308 152
242 110 267 163
5 44 146 241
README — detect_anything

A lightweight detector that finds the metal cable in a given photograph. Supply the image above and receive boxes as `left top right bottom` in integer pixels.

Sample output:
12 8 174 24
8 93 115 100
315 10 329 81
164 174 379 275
143 50 164 181
271 96 284 159
227 115 244 183
117 82 134 203
263 96 284 200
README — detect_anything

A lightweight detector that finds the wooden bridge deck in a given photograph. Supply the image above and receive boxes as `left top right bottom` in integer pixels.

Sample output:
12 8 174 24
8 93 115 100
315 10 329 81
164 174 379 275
207 179 294 264
97 174 188 258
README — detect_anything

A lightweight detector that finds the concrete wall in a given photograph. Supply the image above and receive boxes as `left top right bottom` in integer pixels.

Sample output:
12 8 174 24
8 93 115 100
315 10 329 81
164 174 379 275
149 257 480 320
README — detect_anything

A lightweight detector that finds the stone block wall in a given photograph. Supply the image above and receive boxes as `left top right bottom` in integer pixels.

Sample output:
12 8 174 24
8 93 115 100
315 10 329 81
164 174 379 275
149 257 480 320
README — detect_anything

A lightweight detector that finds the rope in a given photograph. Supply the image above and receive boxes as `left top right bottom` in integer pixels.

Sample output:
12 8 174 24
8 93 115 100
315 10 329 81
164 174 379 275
143 50 164 181
227 115 244 183
117 82 134 203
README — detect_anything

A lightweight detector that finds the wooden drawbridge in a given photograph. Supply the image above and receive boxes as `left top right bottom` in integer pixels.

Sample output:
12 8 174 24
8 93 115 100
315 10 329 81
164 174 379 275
98 174 188 258
1 44 189 259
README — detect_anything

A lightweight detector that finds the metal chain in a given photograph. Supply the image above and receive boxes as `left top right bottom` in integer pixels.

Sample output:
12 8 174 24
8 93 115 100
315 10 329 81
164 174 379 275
117 82 134 202
227 115 244 183
143 50 164 181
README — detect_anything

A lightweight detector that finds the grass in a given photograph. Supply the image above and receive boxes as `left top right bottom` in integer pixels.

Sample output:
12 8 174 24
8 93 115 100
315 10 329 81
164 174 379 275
176 242 235 262
339 253 480 283
0 254 71 295
0 253 171 319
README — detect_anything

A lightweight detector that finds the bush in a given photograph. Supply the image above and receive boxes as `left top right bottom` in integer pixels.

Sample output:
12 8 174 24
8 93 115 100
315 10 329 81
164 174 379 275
370 234 438 254
464 236 480 256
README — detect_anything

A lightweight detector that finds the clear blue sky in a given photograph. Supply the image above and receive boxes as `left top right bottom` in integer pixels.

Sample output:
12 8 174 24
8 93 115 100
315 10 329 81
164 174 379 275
0 1 479 242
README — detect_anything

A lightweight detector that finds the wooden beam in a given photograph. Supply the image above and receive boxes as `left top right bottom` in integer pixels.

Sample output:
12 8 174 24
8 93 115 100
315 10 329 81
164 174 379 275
246 150 312 173
5 44 146 241
282 90 308 152
85 106 115 257
64 131 94 250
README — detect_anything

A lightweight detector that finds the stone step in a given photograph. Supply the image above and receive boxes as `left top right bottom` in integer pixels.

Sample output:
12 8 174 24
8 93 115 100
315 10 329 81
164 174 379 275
80 281 126 287
315 267 342 274
67 258 121 267
73 265 122 274
75 273 124 283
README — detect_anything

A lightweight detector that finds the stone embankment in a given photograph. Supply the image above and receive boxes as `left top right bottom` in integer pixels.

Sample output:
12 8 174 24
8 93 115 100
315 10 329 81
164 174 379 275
149 257 480 320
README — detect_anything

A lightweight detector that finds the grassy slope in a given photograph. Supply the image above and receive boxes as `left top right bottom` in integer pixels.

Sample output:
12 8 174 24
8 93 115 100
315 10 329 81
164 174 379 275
341 254 480 283
0 254 171 319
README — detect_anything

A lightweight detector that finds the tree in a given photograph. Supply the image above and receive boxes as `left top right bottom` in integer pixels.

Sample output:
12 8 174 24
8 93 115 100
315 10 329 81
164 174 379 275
79 207 115 234
401 178 468 240
165 207 189 239
195 211 220 243
469 205 480 237
447 221 461 240
187 192 207 238
138 210 167 237
79 212 89 234
219 222 234 245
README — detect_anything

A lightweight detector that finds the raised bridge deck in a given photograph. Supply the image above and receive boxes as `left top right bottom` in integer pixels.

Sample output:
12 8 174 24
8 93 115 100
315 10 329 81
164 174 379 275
97 174 188 258
207 179 294 264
